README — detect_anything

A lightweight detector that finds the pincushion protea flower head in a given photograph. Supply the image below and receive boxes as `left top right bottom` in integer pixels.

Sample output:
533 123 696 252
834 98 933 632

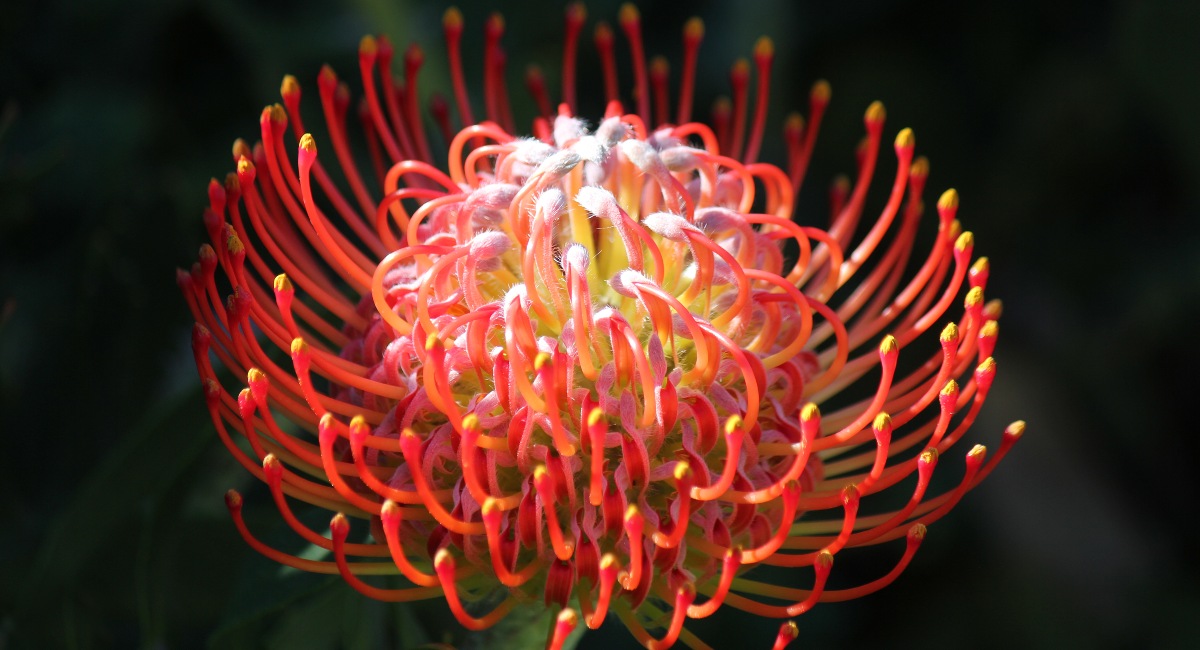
180 3 1023 648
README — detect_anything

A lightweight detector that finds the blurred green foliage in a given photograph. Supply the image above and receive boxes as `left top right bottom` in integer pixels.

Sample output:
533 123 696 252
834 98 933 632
2 0 1199 647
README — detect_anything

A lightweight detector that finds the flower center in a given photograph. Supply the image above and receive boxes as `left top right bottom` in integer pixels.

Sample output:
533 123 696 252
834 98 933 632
319 112 829 587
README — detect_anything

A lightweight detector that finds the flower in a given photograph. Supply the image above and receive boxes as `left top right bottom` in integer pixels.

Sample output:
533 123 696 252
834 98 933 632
180 3 1023 648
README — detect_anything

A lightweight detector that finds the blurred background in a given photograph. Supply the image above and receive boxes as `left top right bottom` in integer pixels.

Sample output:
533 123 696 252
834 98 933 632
2 0 1198 647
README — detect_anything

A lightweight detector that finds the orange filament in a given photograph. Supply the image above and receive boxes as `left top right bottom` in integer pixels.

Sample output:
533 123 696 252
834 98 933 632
442 8 474 128
481 498 545 587
549 609 579 650
690 417 746 501
357 37 404 162
773 621 800 650
743 37 774 164
398 429 484 534
618 3 650 125
677 17 704 124
329 514 443 601
650 463 693 549
580 553 620 629
225 490 394 576
740 481 802 564
378 501 441 586
687 547 740 618
723 551 832 617
434 549 516 630
615 583 695 650
562 3 586 111
594 22 619 105
621 504 646 590
534 465 577 561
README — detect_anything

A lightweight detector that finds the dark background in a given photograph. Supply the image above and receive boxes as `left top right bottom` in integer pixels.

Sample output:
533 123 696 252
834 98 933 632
2 0 1197 647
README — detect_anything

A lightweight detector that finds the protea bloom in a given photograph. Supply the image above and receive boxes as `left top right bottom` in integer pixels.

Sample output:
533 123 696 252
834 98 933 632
180 4 1023 648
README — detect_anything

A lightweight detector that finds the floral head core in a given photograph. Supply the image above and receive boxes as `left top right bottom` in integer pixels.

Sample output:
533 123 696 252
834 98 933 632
181 4 1023 648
